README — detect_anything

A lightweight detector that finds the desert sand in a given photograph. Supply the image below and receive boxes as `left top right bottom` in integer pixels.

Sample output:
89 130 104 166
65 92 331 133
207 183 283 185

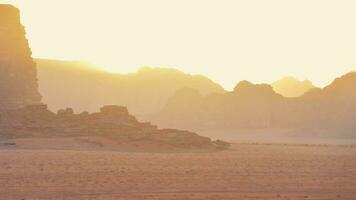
1 140 356 200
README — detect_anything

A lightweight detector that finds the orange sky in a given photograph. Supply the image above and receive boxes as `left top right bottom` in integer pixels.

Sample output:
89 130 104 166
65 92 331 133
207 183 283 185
2 0 356 90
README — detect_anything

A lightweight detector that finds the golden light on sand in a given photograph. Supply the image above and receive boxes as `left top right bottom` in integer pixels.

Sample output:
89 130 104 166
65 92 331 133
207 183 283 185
2 2 356 200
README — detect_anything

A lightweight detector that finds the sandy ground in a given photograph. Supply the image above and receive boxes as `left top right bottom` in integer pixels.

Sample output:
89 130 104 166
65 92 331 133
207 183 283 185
0 137 219 153
1 141 356 200
199 129 356 145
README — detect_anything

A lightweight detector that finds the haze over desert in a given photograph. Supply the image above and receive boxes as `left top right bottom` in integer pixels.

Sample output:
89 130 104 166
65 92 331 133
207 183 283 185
1 2 356 200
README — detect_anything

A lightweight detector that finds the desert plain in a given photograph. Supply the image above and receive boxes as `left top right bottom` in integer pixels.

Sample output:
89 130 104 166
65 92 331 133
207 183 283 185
1 138 356 200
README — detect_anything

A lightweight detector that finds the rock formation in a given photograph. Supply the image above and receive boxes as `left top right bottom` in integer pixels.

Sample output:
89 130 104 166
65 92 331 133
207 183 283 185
0 5 42 109
0 105 229 150
150 72 356 138
0 4 229 151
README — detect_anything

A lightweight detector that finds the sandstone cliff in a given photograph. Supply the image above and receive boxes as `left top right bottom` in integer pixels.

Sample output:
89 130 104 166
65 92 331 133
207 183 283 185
0 5 41 109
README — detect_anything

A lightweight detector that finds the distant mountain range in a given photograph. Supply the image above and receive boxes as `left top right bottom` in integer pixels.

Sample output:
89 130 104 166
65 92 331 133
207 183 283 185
35 58 356 138
35 59 224 114
148 72 356 138
35 59 319 115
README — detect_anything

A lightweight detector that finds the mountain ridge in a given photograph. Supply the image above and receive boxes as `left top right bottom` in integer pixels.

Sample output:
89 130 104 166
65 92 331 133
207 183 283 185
147 72 356 138
35 58 225 114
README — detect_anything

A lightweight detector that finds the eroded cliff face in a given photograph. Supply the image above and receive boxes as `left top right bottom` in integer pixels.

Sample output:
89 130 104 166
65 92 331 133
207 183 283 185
0 5 42 109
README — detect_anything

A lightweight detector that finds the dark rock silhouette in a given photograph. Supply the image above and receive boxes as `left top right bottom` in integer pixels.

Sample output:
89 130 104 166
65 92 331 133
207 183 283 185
0 5 41 109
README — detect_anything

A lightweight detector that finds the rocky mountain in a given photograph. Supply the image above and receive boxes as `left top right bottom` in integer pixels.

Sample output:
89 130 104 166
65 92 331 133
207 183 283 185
149 72 356 138
153 80 284 130
0 5 41 109
272 76 316 97
0 4 229 151
35 59 225 114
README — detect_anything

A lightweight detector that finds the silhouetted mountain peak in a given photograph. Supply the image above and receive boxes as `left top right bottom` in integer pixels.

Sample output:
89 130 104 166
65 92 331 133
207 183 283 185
233 80 254 91
323 72 356 96
326 72 356 87
233 81 277 97
272 76 316 97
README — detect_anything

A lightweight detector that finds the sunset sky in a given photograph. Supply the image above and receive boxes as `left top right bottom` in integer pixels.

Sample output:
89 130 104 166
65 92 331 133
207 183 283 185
2 0 356 90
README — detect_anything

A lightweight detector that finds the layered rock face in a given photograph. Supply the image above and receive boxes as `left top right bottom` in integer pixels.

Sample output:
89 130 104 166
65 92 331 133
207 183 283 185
0 5 41 109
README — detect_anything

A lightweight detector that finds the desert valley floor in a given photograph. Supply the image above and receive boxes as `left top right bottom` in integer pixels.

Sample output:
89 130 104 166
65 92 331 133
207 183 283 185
1 140 356 200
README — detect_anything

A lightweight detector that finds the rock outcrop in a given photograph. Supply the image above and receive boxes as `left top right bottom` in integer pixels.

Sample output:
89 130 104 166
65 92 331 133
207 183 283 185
0 105 229 150
0 5 42 109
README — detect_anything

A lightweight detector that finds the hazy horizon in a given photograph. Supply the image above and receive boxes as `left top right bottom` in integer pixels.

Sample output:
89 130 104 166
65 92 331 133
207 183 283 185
2 3 356 199
2 0 356 90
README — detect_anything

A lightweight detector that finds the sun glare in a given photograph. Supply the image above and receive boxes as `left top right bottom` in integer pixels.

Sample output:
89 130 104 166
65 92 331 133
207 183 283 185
3 0 356 89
